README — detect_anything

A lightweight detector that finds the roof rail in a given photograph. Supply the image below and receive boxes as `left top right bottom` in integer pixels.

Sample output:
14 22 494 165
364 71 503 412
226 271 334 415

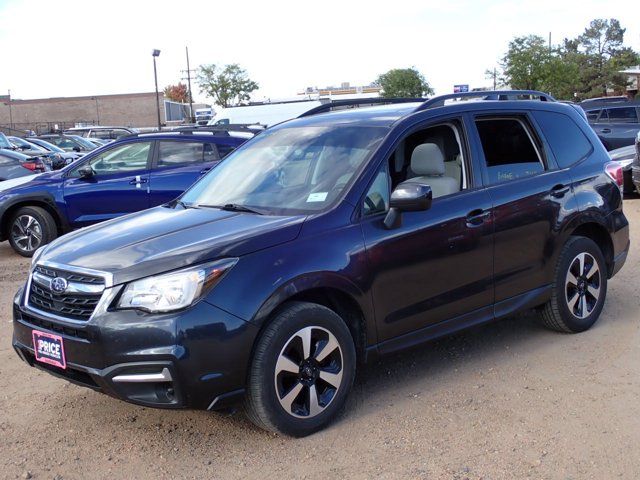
172 124 264 136
298 97 425 118
415 90 556 112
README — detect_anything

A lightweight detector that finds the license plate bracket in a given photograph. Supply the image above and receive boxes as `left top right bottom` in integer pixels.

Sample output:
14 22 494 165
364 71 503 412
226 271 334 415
32 330 66 370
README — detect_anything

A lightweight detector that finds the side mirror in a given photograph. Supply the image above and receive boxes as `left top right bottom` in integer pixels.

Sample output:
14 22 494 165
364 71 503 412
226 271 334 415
72 146 81 152
78 164 94 178
384 182 432 229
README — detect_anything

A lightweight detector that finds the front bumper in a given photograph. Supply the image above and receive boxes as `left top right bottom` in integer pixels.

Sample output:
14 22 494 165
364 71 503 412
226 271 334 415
12 289 258 410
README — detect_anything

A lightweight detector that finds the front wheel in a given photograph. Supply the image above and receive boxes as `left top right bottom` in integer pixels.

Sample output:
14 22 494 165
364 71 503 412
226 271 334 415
8 206 57 257
244 302 356 437
541 236 608 333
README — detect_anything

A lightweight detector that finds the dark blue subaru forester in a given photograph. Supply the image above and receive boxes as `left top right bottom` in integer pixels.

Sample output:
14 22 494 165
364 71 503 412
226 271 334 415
0 130 245 256
12 92 629 436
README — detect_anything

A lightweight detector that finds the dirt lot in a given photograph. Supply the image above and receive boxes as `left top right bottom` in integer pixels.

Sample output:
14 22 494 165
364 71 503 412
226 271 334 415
0 199 638 480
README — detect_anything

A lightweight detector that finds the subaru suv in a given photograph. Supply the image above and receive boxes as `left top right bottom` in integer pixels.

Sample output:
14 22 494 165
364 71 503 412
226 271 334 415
12 92 629 437
0 131 246 255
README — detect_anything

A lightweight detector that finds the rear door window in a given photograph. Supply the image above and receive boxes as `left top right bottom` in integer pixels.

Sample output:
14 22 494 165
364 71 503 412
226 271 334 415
475 117 544 185
605 107 638 123
157 141 219 167
533 111 593 168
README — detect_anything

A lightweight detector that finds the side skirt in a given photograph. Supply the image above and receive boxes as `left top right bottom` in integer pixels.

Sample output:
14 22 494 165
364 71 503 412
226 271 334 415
366 285 551 360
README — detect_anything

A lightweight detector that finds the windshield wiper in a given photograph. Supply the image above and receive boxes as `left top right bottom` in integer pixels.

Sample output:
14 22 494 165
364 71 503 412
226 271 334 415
174 199 193 209
198 203 265 215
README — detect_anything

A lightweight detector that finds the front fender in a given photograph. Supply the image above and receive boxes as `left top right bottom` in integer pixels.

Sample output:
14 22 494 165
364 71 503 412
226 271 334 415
205 220 376 345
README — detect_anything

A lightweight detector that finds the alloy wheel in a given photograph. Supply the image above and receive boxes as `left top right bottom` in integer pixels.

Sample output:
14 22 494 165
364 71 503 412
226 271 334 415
565 252 601 319
11 215 43 253
274 326 343 419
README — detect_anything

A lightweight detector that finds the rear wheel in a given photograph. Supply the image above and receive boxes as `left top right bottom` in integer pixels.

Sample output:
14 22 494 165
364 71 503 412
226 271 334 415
244 301 356 437
541 236 607 333
8 206 57 257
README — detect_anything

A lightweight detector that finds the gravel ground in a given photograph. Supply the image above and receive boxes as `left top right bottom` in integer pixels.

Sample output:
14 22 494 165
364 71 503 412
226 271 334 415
1 198 639 480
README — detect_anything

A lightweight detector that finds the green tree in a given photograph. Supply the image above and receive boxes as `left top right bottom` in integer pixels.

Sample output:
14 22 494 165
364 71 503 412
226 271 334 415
500 35 552 91
375 68 433 98
577 18 639 97
196 64 259 108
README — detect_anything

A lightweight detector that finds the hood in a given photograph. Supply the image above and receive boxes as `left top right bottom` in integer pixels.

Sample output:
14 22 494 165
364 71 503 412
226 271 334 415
0 170 62 194
39 205 306 285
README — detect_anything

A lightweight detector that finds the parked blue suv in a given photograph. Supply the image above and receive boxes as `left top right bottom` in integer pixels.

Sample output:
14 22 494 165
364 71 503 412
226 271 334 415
12 92 629 436
0 130 246 255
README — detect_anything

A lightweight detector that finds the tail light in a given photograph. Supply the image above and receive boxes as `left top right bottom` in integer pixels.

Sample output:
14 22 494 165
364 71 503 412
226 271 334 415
21 162 39 171
604 161 624 191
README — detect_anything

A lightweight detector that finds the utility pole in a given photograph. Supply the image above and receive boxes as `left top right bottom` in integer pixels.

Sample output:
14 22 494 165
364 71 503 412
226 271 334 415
8 89 13 129
548 32 552 53
185 46 194 123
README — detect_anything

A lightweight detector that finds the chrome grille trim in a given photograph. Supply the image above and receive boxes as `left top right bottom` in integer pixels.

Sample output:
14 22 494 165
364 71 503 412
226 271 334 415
24 262 115 325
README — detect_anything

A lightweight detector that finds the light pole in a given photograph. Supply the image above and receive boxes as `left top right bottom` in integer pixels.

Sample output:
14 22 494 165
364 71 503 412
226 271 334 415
8 89 13 129
93 96 100 124
152 49 162 131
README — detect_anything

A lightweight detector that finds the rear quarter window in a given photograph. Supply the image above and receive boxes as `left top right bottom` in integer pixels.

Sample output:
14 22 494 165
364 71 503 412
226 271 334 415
533 111 593 168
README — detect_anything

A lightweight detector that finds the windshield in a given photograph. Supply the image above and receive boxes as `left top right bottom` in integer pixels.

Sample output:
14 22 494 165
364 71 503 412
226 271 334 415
0 133 12 149
28 138 64 152
68 135 97 150
10 137 46 151
181 125 387 215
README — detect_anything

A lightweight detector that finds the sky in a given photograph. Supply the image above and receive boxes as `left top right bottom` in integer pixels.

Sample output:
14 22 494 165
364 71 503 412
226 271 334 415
0 0 638 104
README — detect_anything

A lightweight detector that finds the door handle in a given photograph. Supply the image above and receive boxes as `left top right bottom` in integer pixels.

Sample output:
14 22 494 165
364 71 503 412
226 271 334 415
199 167 211 175
550 184 570 198
129 176 148 186
466 209 490 227
600 128 611 134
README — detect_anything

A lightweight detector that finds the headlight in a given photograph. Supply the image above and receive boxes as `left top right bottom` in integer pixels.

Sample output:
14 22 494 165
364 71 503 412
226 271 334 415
117 258 237 313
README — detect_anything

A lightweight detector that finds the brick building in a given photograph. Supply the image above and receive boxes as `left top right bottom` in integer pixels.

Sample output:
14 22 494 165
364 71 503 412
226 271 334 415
0 92 167 133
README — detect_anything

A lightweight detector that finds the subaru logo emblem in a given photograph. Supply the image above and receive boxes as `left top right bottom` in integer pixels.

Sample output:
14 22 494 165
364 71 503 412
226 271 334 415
50 277 68 294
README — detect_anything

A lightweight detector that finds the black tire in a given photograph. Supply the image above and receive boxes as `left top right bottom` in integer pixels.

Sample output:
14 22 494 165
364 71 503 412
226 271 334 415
7 206 57 257
244 301 356 437
541 236 608 333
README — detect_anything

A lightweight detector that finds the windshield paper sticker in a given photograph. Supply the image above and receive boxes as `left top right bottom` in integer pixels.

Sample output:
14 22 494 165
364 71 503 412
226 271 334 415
307 192 328 202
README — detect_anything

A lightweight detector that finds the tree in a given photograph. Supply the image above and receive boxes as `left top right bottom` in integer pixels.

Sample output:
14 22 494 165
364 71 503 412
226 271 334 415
577 18 639 97
375 68 433 98
492 19 639 101
196 64 259 108
500 35 552 91
163 83 190 103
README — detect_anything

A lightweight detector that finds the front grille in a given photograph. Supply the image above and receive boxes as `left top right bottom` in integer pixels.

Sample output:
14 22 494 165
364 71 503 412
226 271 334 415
28 265 105 321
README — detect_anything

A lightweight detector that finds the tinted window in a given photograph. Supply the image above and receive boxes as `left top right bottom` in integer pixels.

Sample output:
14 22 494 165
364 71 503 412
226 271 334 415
157 141 219 167
217 144 236 158
92 130 112 140
476 118 543 184
533 111 593 168
585 109 600 122
363 161 390 215
606 107 638 123
71 142 151 176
